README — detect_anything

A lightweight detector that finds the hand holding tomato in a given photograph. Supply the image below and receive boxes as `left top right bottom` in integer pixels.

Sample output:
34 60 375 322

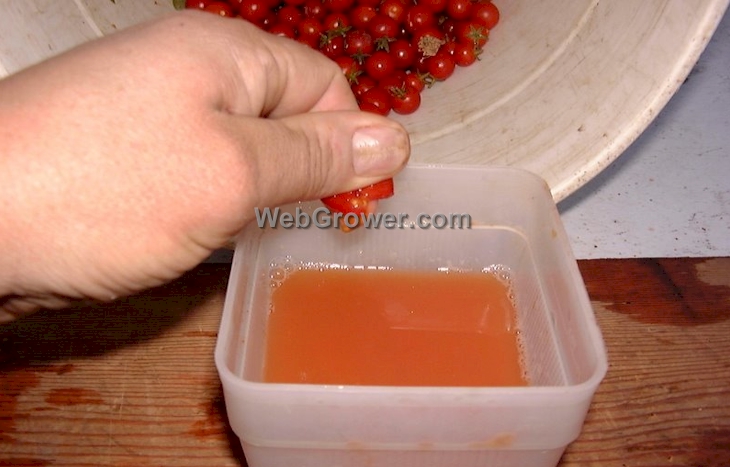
0 10 409 320
185 0 502 225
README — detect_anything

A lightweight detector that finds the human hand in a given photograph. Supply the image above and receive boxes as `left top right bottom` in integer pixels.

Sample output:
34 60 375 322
0 10 410 320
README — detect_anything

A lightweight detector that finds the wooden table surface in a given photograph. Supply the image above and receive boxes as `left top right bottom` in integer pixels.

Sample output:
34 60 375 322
1 257 729 466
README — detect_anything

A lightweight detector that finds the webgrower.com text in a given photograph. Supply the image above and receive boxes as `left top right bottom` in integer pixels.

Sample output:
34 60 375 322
254 207 472 230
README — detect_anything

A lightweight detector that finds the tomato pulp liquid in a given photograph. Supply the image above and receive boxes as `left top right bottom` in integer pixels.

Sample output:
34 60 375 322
263 267 528 387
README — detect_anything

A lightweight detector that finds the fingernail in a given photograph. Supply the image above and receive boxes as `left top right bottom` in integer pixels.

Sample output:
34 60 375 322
352 125 409 176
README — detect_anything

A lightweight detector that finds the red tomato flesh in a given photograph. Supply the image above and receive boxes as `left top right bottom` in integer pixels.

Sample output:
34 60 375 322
321 178 394 231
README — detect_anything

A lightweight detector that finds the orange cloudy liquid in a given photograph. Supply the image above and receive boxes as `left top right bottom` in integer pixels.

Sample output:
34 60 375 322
263 267 528 387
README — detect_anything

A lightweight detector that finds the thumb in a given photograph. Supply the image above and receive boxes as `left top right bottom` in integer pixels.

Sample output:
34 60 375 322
238 110 411 208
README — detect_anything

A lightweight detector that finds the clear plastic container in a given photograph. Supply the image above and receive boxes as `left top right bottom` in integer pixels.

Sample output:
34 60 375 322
215 165 608 467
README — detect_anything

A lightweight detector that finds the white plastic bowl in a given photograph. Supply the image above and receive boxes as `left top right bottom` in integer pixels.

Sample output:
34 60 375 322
216 165 608 467
0 0 726 200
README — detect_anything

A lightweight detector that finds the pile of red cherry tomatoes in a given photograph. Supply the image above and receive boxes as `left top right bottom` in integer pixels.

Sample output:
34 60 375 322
181 0 499 117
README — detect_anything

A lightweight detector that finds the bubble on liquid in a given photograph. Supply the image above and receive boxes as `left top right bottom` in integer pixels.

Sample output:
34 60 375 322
269 256 296 288
478 264 529 382
483 264 512 284
513 308 527 381
514 321 531 384
270 268 286 281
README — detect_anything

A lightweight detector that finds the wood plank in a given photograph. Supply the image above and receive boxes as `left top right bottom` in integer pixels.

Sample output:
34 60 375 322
1 258 729 466
563 258 730 466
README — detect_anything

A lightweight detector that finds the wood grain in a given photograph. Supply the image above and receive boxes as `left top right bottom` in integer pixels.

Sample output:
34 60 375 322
1 258 729 466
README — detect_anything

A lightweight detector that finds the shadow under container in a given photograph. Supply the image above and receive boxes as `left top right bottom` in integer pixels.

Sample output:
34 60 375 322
215 166 608 467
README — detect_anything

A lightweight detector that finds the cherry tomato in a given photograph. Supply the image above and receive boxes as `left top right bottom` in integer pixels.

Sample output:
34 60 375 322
378 70 407 92
368 14 399 40
424 49 456 80
320 34 345 59
344 30 374 57
416 0 447 13
404 71 427 92
364 50 396 81
228 0 277 13
349 5 377 30
325 0 355 13
334 55 362 83
186 0 215 9
297 17 324 40
359 87 392 115
323 12 351 32
258 11 277 30
276 5 302 28
405 5 436 34
441 39 457 56
267 22 296 39
471 1 500 29
453 20 489 48
297 33 319 49
238 0 272 24
303 0 327 19
390 85 422 115
439 17 458 38
452 41 480 66
380 0 408 25
389 38 416 69
204 1 234 16
446 0 473 21
351 74 378 98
